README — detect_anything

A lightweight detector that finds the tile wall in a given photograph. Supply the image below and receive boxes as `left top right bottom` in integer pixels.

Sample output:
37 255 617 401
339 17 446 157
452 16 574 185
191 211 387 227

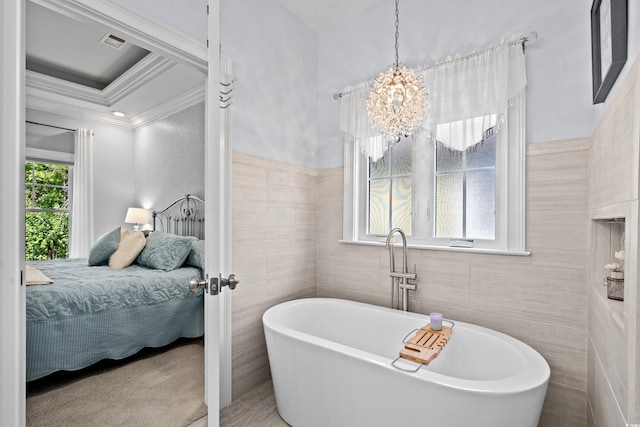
229 58 640 425
317 138 590 427
587 56 640 426
230 152 318 399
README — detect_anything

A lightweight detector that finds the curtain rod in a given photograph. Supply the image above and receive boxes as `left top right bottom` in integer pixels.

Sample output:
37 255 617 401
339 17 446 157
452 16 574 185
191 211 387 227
26 120 75 132
333 31 538 100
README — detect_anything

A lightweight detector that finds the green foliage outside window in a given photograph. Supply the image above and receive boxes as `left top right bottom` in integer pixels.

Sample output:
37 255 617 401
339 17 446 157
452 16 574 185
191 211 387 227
25 162 70 260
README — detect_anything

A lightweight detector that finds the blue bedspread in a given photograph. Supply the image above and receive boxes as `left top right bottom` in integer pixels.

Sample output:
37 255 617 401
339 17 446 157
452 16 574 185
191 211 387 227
26 258 204 381
27 258 202 323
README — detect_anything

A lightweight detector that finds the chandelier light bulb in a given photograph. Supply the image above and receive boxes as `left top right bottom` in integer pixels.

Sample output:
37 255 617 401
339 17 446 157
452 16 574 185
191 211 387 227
367 66 425 137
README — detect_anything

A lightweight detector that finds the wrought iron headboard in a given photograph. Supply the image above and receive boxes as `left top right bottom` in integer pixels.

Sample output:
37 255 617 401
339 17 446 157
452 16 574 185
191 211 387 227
152 194 204 239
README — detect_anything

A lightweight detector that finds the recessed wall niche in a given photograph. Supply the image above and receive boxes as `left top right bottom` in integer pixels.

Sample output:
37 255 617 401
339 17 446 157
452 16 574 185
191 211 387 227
591 218 626 306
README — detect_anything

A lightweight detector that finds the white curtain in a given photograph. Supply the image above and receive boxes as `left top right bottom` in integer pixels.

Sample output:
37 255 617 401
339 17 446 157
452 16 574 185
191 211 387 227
69 128 94 258
340 40 527 159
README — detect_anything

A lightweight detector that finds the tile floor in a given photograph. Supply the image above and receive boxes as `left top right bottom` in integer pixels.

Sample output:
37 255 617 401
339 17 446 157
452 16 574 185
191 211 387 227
190 380 289 426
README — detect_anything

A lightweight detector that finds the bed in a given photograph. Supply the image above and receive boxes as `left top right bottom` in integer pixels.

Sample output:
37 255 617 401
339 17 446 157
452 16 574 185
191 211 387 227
26 195 206 381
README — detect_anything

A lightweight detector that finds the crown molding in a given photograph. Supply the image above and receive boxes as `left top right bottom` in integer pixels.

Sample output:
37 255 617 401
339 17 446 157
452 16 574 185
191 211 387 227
26 70 107 106
29 0 207 73
26 86 134 129
27 83 206 130
131 85 205 129
102 53 176 105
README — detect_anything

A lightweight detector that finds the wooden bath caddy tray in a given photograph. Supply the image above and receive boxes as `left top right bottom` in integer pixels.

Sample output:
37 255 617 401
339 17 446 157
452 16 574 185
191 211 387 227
399 324 453 366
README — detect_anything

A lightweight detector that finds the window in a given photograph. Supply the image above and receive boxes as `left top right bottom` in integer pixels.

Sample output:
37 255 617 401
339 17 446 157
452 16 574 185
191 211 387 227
341 42 527 254
368 135 413 236
345 98 525 254
25 161 71 260
434 117 497 241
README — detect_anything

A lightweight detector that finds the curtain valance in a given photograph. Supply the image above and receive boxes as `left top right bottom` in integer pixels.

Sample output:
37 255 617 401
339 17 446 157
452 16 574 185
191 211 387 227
340 40 527 159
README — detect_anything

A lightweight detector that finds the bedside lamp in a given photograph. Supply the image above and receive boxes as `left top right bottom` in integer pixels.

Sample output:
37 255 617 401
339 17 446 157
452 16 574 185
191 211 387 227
124 207 148 231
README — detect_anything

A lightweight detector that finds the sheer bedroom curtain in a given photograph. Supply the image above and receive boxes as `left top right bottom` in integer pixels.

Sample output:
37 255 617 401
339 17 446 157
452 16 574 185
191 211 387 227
340 39 527 159
69 128 94 258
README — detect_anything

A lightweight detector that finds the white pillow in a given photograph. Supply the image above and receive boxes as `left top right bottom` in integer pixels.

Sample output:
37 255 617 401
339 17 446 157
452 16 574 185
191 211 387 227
109 229 146 269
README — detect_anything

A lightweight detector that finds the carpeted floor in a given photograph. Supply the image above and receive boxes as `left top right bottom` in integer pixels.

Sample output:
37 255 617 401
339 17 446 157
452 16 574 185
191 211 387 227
26 338 207 427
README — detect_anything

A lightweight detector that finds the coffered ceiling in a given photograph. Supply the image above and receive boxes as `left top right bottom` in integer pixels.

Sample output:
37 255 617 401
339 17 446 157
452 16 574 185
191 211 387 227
25 1 205 129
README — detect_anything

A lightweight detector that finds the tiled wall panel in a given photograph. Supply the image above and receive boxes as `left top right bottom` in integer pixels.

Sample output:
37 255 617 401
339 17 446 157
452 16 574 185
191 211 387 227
231 152 318 399
316 138 589 427
587 57 640 426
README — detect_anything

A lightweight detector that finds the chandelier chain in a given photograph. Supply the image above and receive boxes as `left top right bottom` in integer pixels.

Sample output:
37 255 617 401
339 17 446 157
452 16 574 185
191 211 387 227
394 0 400 69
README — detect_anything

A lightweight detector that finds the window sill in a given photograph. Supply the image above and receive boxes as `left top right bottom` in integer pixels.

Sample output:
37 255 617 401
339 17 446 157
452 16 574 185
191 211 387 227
338 239 531 256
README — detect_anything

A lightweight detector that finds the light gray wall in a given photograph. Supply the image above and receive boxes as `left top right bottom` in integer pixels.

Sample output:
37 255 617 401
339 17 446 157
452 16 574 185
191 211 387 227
133 102 205 214
221 0 319 169
120 0 207 44
120 0 640 171
25 109 136 239
318 0 598 168
122 0 320 169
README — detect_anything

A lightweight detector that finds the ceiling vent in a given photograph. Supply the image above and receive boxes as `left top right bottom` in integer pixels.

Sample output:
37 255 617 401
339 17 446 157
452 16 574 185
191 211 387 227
100 34 126 49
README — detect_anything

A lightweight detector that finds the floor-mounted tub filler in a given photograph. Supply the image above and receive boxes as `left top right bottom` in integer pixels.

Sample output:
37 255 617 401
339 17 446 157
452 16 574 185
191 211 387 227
263 298 550 427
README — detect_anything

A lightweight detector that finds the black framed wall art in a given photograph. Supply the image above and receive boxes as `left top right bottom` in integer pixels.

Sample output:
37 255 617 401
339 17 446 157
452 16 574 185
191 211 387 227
591 0 628 104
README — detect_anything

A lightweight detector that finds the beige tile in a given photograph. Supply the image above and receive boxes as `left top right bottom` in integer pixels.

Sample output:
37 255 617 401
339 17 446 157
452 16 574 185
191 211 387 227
588 118 613 209
527 149 588 184
588 340 627 427
469 263 587 330
233 162 268 211
232 344 272 400
588 285 627 414
611 92 634 204
405 254 471 308
526 178 587 212
538 382 587 427
526 210 588 251
317 285 389 308
232 255 268 305
220 380 288 427
268 168 317 189
530 322 587 390
526 138 589 157
529 247 588 271
415 299 532 344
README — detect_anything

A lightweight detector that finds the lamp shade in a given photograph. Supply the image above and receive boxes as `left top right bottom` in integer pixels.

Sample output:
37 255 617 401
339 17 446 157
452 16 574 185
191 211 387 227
124 207 148 225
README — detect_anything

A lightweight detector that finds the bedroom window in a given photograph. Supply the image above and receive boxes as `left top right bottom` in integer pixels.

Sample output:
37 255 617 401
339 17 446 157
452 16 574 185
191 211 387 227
25 161 71 260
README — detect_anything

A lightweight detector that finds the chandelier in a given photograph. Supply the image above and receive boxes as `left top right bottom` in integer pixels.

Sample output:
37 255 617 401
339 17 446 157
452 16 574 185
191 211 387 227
367 0 425 139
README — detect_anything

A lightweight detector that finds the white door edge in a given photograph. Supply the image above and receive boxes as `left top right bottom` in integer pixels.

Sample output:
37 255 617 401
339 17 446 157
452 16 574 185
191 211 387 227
0 1 26 425
205 1 223 425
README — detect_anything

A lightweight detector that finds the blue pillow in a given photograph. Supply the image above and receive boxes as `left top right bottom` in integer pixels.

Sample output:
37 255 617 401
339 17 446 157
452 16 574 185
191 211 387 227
186 240 205 271
136 232 196 271
88 227 121 266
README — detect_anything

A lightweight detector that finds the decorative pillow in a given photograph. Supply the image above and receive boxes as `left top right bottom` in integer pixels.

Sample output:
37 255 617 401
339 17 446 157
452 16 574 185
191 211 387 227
186 240 205 271
109 229 147 270
136 232 196 271
88 227 122 266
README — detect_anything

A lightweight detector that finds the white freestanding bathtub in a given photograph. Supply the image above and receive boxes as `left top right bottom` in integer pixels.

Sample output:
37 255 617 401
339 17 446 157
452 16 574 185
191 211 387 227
263 298 550 427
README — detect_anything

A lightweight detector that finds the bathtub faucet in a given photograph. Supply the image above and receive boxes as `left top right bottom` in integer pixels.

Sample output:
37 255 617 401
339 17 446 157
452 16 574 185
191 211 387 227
385 228 417 311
